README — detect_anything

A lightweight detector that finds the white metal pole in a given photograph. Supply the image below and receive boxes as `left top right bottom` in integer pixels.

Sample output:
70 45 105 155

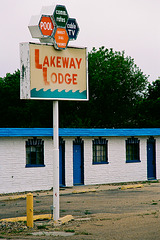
53 101 59 221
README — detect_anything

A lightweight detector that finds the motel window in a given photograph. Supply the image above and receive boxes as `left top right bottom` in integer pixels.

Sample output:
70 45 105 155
126 137 140 163
92 138 108 164
26 138 45 167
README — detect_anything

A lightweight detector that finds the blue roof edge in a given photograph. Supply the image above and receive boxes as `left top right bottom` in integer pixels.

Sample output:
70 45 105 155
0 128 160 137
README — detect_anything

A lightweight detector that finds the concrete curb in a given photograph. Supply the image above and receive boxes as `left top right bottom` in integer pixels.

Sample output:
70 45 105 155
121 184 144 190
0 214 74 225
72 189 96 194
54 215 74 225
0 214 52 222
0 194 27 201
0 184 143 201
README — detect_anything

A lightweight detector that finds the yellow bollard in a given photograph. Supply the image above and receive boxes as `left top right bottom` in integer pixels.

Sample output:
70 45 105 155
26 193 33 228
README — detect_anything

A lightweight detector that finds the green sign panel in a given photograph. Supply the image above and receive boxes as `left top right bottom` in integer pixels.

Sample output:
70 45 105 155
53 5 69 28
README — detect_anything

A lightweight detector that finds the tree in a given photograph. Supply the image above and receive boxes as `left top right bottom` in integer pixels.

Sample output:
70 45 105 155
0 47 149 128
0 70 53 127
135 78 160 127
60 47 148 128
0 71 24 127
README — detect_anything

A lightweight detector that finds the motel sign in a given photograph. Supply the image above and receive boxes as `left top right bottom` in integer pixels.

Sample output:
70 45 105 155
21 4 88 222
28 5 79 50
39 15 55 37
66 18 79 40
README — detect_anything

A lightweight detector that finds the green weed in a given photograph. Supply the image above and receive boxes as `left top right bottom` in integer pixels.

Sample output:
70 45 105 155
84 210 92 215
37 225 47 229
60 209 66 212
65 229 75 233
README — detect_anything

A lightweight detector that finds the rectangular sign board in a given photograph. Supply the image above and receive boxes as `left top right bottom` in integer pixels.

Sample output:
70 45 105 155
20 42 88 100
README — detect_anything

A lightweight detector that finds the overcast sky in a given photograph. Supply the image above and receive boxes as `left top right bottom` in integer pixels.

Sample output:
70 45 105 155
0 0 160 82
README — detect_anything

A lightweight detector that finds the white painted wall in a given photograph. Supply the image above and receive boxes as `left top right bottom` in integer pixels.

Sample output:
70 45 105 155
84 137 147 185
0 137 54 194
0 135 158 194
64 138 74 187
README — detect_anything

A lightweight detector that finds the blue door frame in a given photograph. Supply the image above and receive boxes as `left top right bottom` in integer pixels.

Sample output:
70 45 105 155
147 137 156 180
59 139 65 186
73 138 84 185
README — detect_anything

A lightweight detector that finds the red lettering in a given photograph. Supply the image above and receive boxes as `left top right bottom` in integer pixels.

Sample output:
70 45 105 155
57 56 61 68
69 58 76 69
65 73 72 84
50 72 78 85
35 49 42 69
72 74 77 84
43 67 50 85
51 72 57 83
50 56 55 67
58 73 63 83
43 56 49 67
62 57 69 68
76 58 82 69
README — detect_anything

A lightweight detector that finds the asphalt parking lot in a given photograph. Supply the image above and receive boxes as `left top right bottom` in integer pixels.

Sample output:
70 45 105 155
1 182 160 239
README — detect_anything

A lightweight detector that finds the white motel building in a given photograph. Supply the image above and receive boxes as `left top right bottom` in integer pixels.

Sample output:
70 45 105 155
0 128 160 194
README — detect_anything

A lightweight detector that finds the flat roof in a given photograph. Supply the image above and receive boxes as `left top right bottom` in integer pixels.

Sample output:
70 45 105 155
0 128 160 137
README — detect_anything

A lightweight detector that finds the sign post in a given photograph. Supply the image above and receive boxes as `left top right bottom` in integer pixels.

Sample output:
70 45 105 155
53 101 59 220
20 4 88 222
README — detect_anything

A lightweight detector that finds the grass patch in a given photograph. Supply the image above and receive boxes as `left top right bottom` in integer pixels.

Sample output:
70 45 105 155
34 209 49 214
76 231 91 235
84 210 92 215
100 218 112 221
65 229 75 233
9 229 24 234
151 202 158 205
60 209 66 212
74 210 81 212
37 225 47 229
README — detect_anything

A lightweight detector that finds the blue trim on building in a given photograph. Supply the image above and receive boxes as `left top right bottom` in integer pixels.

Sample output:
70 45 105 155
0 128 160 137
